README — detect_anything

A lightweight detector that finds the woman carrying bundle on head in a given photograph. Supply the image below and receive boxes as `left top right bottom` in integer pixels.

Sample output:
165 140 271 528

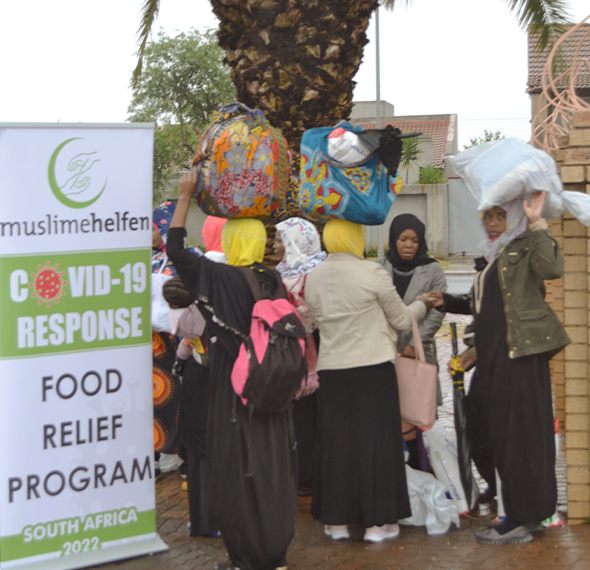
274 217 326 496
305 219 435 543
378 213 447 470
426 192 570 544
167 172 297 570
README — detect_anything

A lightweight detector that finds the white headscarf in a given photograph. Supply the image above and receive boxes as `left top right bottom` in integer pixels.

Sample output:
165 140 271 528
275 217 326 278
479 199 528 263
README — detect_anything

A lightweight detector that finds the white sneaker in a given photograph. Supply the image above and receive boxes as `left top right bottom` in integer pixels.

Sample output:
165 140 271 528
364 524 400 543
324 524 349 540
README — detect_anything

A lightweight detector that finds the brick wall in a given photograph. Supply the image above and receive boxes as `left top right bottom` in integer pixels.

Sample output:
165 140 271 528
550 110 590 524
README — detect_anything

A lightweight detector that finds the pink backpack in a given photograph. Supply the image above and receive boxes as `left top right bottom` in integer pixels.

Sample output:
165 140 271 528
231 268 307 413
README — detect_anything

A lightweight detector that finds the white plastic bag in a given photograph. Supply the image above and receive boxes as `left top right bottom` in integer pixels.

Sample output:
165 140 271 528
327 127 371 165
421 421 478 515
449 138 590 225
158 453 182 473
399 465 460 535
151 262 173 333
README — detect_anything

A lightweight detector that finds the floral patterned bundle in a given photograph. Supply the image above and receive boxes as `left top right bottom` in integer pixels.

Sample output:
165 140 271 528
299 122 402 225
192 102 291 221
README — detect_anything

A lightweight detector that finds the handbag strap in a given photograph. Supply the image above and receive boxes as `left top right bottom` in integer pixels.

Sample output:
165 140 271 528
407 308 426 363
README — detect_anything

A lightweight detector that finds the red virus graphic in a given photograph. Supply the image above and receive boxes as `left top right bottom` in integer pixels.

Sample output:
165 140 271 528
29 262 68 306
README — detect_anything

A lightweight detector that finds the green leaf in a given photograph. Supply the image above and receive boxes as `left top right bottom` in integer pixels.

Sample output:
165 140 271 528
128 28 236 203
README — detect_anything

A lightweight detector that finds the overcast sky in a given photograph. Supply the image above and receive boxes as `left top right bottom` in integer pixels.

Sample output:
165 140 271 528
1 0 588 148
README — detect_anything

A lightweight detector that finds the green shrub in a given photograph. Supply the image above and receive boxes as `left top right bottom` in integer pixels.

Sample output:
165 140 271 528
418 164 446 184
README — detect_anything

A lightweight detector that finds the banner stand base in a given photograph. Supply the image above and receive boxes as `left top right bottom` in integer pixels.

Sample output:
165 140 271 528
0 534 168 570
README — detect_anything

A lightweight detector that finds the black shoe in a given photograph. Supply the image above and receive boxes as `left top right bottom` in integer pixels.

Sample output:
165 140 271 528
179 461 187 480
298 484 312 497
476 525 533 544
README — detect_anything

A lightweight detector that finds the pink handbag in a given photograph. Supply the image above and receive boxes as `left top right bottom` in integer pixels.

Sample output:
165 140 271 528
394 308 438 427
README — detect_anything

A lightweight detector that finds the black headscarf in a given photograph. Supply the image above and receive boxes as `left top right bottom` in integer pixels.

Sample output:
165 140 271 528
386 214 438 272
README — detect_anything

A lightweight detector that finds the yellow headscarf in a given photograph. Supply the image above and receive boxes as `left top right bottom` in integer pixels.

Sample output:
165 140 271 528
221 219 267 266
323 219 365 258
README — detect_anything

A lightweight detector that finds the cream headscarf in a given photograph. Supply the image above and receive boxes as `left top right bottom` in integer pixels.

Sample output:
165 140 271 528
323 219 365 258
221 218 267 267
275 217 326 278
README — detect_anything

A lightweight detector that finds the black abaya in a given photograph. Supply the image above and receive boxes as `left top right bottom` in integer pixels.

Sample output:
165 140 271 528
168 228 297 570
470 261 557 523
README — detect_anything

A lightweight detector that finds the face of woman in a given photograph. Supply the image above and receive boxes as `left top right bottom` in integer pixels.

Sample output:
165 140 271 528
396 229 420 261
273 234 286 260
483 207 507 240
152 227 163 249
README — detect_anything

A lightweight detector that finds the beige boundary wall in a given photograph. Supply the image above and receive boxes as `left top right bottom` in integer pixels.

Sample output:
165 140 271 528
548 110 590 524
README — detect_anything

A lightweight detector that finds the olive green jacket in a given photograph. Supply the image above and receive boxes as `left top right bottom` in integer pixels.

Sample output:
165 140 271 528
496 219 570 359
445 219 570 360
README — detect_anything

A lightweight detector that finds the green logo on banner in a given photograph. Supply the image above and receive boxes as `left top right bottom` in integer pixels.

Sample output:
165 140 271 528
0 249 151 357
48 138 107 209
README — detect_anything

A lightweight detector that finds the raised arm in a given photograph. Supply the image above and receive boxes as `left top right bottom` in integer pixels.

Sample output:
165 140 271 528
170 171 197 231
522 191 563 280
167 172 202 297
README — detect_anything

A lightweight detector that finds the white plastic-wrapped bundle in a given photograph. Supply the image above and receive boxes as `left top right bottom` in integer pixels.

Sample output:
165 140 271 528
399 465 460 535
421 421 478 515
449 138 590 226
327 127 371 165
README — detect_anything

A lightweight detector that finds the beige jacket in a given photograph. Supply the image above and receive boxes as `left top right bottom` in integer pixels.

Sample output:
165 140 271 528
305 252 427 371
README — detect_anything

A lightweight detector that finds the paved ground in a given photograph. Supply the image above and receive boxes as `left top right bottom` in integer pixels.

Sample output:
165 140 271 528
100 472 590 570
97 256 576 569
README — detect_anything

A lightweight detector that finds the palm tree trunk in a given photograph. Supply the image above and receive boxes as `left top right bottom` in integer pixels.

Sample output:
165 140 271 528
209 0 379 153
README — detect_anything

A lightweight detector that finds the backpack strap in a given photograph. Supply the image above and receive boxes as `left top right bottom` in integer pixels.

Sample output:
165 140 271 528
271 270 289 300
239 266 288 302
238 267 263 302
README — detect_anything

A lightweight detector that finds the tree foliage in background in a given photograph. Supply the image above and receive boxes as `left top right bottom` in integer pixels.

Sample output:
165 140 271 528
463 129 505 150
128 28 235 202
400 137 423 183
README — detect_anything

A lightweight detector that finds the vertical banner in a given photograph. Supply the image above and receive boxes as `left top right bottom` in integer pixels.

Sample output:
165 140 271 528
0 124 166 570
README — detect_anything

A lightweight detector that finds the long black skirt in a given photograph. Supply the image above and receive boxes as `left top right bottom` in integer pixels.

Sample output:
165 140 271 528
312 361 411 527
468 352 557 523
470 260 557 523
293 393 316 486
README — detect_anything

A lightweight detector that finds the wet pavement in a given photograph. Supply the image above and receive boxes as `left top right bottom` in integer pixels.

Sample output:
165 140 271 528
97 258 573 569
100 471 590 570
96 315 577 570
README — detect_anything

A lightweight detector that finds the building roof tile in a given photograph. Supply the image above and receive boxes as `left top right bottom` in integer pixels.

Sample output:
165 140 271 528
357 120 451 168
528 24 590 94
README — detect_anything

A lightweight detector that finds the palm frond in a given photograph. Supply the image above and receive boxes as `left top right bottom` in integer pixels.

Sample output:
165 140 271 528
132 0 161 88
503 0 571 50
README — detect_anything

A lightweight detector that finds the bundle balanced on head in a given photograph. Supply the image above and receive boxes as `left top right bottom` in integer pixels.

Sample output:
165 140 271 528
425 191 570 544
